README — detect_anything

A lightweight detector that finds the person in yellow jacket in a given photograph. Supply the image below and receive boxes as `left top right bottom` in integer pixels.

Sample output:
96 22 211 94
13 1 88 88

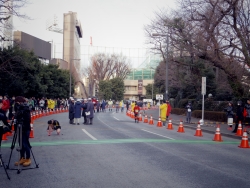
147 102 150 109
48 99 56 111
131 101 135 112
160 100 168 126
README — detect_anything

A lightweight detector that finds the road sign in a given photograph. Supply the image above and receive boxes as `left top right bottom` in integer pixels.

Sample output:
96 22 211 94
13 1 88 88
156 94 163 100
201 77 206 95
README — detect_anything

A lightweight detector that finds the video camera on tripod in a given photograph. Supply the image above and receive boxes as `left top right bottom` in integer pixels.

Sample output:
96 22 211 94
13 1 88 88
6 100 39 175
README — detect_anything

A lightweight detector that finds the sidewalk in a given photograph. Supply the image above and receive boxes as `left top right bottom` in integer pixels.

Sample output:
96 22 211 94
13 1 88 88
142 108 248 140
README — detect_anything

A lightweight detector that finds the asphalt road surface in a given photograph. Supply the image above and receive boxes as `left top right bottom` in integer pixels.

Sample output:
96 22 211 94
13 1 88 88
0 109 250 188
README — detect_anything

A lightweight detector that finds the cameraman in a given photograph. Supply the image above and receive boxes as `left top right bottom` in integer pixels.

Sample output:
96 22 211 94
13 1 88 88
14 96 32 167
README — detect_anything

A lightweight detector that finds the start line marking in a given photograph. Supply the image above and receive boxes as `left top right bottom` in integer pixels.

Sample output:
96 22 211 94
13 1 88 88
82 129 97 140
141 129 175 140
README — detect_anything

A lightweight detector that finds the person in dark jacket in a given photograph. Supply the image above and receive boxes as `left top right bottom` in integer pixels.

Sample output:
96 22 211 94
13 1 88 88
68 98 75 124
14 96 32 167
232 101 244 133
74 99 82 125
86 98 94 125
96 100 100 113
57 98 61 109
186 102 192 123
224 102 234 130
244 99 250 134
82 99 88 124
101 100 106 112
8 96 15 120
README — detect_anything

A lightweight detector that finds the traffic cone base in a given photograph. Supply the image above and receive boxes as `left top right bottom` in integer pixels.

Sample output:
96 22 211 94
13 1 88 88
194 123 203 137
29 124 34 138
138 113 142 121
157 117 162 127
149 116 154 125
2 133 8 141
213 126 223 142
144 115 148 123
235 122 243 136
167 119 173 130
177 121 185 133
238 130 250 148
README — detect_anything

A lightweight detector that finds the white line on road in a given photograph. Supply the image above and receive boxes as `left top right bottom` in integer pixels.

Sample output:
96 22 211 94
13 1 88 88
141 129 175 140
82 129 97 140
113 117 119 120
97 116 118 131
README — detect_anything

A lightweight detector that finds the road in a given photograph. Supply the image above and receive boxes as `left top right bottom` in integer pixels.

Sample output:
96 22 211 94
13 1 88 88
0 109 250 188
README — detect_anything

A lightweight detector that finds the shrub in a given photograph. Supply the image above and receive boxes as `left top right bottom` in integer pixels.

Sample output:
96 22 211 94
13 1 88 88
192 110 227 122
171 108 186 115
171 108 228 122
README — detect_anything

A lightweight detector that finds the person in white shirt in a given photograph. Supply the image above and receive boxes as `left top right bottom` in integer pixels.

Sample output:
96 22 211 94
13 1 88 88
39 98 45 110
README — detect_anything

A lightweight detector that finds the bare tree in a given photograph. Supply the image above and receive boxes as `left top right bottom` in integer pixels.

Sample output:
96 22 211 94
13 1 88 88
0 0 29 41
145 0 250 97
82 53 131 97
84 53 131 81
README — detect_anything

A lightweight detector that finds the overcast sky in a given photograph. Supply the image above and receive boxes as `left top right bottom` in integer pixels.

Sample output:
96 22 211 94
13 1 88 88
13 0 177 66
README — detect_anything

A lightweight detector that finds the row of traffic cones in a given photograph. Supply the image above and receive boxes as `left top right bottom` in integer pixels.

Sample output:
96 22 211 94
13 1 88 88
139 114 250 149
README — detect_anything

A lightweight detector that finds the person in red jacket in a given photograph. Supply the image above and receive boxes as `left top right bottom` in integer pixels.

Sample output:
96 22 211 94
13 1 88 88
134 102 140 123
0 95 10 116
166 100 172 120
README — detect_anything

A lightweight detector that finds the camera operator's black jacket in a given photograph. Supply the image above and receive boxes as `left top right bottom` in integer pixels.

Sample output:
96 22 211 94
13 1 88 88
14 104 31 132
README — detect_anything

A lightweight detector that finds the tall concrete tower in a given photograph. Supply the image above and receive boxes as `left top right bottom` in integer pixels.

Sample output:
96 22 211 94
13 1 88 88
63 11 84 98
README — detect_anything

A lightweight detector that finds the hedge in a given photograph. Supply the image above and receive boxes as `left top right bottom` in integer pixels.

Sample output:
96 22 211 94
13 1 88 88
171 108 227 122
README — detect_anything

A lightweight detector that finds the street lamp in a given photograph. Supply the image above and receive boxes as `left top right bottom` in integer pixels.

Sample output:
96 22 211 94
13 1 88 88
151 33 169 100
149 67 155 101
70 59 81 97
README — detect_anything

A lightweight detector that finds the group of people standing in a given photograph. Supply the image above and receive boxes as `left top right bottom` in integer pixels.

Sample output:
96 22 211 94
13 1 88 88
225 99 250 133
68 98 94 125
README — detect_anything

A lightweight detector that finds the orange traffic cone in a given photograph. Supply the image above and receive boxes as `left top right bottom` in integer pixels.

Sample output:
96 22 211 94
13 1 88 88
194 122 203 137
238 129 250 148
2 133 8 140
149 115 154 125
235 121 243 136
29 124 34 138
131 112 135 119
177 120 185 133
157 117 163 127
144 115 148 123
138 113 142 121
11 122 15 131
213 125 223 142
167 119 174 130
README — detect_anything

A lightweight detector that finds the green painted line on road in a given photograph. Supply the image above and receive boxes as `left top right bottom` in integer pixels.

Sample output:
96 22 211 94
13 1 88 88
0 139 240 147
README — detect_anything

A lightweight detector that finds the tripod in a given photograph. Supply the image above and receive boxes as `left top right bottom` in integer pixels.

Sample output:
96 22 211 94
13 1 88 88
6 120 39 174
0 143 10 180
